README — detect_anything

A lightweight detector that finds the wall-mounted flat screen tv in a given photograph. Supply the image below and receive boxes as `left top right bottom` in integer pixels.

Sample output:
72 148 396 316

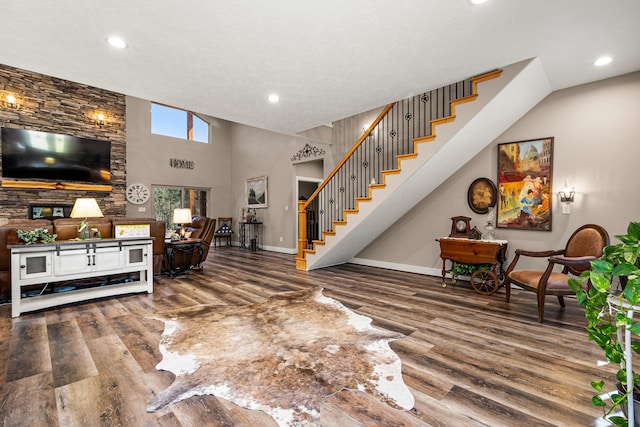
1 127 111 184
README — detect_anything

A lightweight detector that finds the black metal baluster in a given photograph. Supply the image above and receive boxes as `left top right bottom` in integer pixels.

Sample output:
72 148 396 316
310 78 476 243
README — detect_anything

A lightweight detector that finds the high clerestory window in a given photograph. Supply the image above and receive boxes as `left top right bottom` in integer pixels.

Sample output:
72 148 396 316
151 103 209 143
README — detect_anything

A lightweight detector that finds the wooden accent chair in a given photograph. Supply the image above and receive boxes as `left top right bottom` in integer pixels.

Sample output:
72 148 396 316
504 224 610 323
213 217 234 247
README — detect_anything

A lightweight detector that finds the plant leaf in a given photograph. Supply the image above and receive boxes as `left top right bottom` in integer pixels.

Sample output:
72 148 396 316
592 259 614 274
627 221 640 241
591 395 605 407
629 322 640 335
590 271 612 292
623 280 640 305
617 370 629 383
612 262 638 277
607 415 628 426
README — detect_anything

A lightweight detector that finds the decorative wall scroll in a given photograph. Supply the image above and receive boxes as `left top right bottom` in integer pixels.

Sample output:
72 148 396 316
291 143 325 162
497 137 553 231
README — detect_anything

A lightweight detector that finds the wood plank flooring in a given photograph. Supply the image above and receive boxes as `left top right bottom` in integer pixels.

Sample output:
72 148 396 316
0 248 618 426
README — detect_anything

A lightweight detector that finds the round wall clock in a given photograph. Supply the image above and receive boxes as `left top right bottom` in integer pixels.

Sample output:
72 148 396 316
467 177 497 214
126 183 150 205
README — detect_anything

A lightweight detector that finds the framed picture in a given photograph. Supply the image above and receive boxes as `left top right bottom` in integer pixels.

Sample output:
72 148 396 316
497 137 553 231
245 175 268 208
467 177 497 214
28 204 73 220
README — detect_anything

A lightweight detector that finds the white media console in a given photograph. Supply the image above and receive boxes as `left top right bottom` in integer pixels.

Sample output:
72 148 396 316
10 237 153 317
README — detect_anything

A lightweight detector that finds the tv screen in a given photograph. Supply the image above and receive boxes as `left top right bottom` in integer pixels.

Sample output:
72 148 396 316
1 127 111 184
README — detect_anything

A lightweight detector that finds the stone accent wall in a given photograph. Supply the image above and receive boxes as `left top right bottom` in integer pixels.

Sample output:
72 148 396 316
0 64 126 219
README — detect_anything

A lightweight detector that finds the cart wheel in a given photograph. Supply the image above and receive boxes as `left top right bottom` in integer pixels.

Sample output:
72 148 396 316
470 269 499 295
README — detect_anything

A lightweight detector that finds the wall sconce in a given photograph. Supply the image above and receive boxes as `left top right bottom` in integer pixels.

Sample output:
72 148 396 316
95 113 106 126
559 182 575 203
559 182 575 215
4 94 18 109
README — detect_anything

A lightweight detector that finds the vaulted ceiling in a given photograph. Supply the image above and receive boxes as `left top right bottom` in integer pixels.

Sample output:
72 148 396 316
1 1 639 134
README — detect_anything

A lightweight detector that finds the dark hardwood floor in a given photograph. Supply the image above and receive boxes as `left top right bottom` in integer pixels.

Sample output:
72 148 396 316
0 248 617 426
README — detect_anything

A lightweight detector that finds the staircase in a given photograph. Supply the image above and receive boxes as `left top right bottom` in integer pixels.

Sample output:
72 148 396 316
297 58 551 271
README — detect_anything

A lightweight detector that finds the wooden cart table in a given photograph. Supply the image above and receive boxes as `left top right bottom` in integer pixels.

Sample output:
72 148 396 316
437 237 508 295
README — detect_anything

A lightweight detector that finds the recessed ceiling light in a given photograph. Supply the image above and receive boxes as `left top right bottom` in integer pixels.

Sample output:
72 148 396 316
468 0 488 4
268 94 279 103
594 56 612 66
107 36 127 49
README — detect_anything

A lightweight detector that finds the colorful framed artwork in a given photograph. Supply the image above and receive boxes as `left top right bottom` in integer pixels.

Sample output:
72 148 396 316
497 137 553 231
245 175 268 208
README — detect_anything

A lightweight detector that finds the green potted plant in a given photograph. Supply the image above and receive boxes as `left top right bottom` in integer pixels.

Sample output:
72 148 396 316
451 262 490 278
17 228 57 245
569 221 640 427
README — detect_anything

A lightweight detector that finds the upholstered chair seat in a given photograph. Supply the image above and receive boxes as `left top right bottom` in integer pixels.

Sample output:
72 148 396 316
504 224 609 323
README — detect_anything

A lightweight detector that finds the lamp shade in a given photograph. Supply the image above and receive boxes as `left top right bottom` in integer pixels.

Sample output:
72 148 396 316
172 208 192 225
70 198 104 218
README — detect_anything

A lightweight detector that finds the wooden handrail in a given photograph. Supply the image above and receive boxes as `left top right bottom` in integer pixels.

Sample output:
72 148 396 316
296 102 395 265
300 102 396 212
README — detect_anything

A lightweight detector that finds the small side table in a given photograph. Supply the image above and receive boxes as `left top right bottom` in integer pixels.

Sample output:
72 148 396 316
163 238 204 277
239 222 263 251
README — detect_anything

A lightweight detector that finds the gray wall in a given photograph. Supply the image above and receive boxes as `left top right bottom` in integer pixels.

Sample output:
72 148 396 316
126 95 331 252
125 96 232 219
229 123 331 251
353 71 640 274
125 71 638 268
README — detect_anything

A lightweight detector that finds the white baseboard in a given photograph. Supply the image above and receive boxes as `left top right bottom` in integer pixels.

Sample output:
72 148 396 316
349 257 444 278
227 241 297 254
263 245 297 254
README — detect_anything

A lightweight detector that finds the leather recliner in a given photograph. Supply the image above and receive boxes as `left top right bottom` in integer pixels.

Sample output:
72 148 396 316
185 216 216 268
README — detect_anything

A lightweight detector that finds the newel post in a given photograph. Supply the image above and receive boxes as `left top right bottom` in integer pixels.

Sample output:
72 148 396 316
296 200 307 270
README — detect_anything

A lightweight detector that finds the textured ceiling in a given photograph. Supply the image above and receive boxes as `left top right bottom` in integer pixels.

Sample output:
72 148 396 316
1 1 639 134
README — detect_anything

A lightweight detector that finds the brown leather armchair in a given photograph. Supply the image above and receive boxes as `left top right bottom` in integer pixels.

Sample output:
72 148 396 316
504 224 609 323
185 216 216 268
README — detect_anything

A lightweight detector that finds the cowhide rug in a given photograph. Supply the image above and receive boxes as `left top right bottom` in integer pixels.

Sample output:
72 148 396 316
147 287 414 426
